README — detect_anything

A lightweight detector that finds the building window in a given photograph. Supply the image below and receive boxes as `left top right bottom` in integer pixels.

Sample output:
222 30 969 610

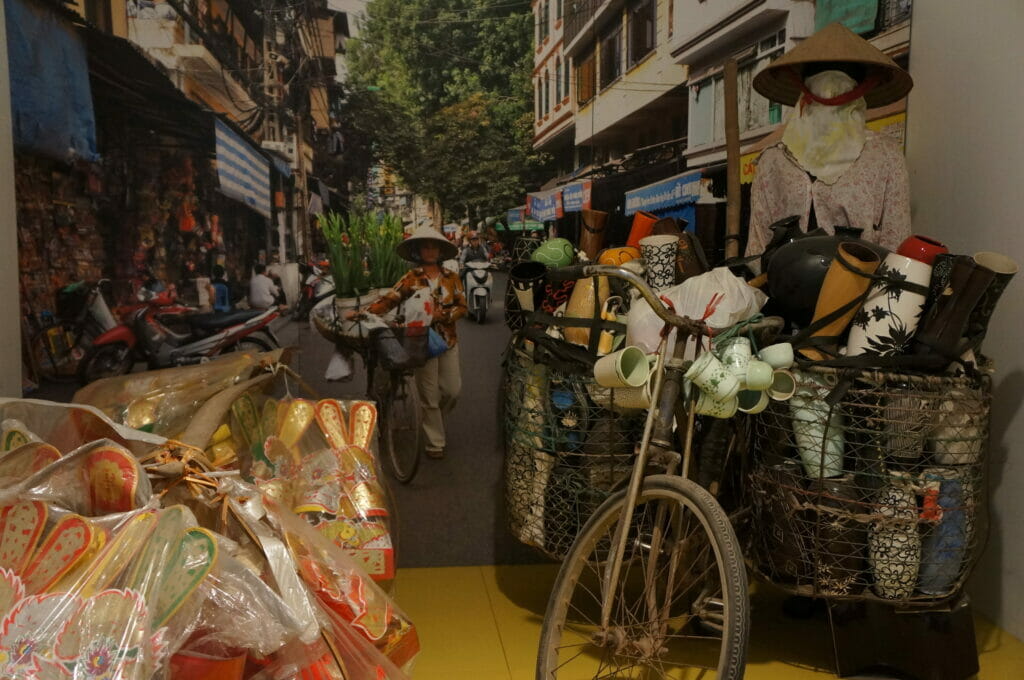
668 0 674 38
557 0 563 20
543 68 550 114
563 57 571 101
576 49 596 104
555 59 563 102
599 20 622 89
628 0 656 66
536 79 542 120
541 1 550 41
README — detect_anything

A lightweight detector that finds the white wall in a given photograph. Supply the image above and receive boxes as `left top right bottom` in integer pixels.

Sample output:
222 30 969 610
0 0 22 397
905 1 1024 640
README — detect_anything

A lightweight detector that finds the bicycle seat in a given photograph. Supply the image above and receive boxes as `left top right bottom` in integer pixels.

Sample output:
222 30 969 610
188 309 263 331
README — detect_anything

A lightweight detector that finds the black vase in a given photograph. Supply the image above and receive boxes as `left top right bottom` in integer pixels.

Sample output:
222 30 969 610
914 257 995 358
966 251 1018 349
760 215 804 273
767 232 842 327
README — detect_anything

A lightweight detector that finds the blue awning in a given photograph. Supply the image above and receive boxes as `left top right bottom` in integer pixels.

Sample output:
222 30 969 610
624 170 702 216
270 154 292 178
215 119 271 218
5 0 98 162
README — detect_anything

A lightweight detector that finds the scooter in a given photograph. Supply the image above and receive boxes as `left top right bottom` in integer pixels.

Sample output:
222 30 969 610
293 261 335 322
78 288 280 384
463 261 493 324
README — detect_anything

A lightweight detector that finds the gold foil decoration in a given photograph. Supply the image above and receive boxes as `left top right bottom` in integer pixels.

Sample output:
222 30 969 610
315 400 350 449
348 480 389 519
348 401 377 450
279 400 315 452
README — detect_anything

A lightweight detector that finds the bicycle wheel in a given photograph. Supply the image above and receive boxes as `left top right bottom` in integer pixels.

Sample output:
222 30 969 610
537 474 749 680
379 370 421 483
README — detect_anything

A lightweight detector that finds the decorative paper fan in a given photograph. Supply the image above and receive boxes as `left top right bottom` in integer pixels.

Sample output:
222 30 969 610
0 501 47 572
154 527 217 627
347 402 377 450
315 400 350 449
21 515 94 594
84 446 142 515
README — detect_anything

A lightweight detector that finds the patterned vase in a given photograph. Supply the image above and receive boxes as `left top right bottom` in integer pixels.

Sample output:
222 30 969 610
639 234 679 291
799 242 881 360
788 370 845 478
846 253 932 357
564 275 610 348
810 474 866 596
913 256 994 359
868 474 921 599
509 261 548 313
579 209 608 261
626 211 659 249
919 467 974 596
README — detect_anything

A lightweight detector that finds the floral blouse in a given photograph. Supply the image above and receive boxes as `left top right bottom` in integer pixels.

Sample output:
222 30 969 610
745 132 912 266
366 268 467 348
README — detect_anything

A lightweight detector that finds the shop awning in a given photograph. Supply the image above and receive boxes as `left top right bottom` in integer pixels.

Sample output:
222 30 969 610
506 205 527 225
561 180 592 213
624 170 702 216
527 188 563 222
215 118 271 218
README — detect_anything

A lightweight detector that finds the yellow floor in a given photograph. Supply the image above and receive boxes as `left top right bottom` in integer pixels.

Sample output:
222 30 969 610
391 565 1024 680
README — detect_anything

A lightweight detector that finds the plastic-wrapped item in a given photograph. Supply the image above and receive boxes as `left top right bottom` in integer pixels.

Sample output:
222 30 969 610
72 350 282 437
238 397 395 582
0 399 165 456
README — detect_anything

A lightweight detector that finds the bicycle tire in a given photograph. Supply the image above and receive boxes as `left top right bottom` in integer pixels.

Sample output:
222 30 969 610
380 370 422 483
537 474 749 680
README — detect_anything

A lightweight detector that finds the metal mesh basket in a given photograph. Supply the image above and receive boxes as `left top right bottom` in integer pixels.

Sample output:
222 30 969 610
749 365 990 605
502 341 648 559
371 326 428 371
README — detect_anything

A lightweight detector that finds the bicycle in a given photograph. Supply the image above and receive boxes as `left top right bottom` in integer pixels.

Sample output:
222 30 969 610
312 309 424 484
26 280 118 383
535 263 763 680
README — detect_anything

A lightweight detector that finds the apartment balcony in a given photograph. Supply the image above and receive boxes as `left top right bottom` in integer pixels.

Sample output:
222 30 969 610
669 0 812 67
563 0 628 58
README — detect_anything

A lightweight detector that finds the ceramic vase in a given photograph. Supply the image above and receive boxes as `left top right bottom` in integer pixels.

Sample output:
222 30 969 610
868 474 920 599
883 384 933 464
965 251 1018 348
597 247 640 266
639 235 679 291
919 467 973 596
509 261 548 314
579 209 608 261
913 256 994 359
540 279 576 314
758 460 811 582
800 242 881 361
626 211 659 249
928 388 988 465
766 231 843 327
810 474 866 595
788 370 844 478
846 253 932 357
564 275 610 347
897 234 948 266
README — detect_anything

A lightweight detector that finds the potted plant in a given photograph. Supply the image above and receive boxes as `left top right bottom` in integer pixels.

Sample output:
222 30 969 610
366 213 408 292
318 211 370 312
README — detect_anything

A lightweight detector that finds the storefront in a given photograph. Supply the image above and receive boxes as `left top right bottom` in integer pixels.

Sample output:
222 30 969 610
623 169 702 230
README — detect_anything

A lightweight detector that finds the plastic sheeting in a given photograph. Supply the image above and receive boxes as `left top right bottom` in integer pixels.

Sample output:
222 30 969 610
4 0 99 162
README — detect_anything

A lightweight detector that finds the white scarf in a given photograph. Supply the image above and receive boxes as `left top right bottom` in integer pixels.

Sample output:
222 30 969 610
780 70 867 184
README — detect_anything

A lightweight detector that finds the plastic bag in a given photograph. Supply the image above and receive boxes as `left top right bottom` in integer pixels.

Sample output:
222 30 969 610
626 267 768 353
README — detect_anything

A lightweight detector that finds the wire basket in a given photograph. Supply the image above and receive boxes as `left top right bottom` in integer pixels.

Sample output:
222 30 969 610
502 341 649 559
371 326 429 371
749 365 991 605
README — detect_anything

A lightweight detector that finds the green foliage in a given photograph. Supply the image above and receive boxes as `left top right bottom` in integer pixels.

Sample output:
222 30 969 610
318 211 370 298
366 213 408 288
346 0 551 219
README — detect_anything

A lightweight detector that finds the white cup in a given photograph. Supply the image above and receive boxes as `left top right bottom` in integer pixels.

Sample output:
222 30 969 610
718 337 752 379
737 389 770 414
768 368 797 401
684 351 741 401
695 391 739 418
759 342 795 369
745 359 774 391
594 346 650 388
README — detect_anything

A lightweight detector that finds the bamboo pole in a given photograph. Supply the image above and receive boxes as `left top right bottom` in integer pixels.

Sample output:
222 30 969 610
724 58 741 259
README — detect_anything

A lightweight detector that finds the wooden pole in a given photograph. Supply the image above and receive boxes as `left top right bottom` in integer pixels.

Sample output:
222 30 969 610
724 58 741 260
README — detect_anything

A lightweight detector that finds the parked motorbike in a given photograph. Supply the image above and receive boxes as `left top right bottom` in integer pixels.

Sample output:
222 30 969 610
293 261 335 321
463 261 493 324
78 288 281 384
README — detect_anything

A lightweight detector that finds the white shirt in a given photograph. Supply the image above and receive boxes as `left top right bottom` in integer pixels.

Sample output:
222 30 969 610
249 273 279 309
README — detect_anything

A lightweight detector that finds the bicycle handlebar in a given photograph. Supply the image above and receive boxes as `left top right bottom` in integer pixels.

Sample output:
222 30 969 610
548 264 706 336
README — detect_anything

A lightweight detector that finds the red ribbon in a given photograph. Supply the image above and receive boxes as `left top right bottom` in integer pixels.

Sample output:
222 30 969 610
789 67 881 113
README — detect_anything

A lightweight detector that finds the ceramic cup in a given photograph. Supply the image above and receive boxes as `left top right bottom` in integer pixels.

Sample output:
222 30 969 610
745 359 774 391
684 351 741 400
695 391 739 418
594 346 650 388
768 368 797 401
759 342 795 369
718 337 753 380
737 389 770 414
639 234 679 290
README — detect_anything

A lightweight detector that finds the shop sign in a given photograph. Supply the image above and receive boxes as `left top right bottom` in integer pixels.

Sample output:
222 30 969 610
506 205 527 224
741 151 760 185
624 170 702 215
215 119 271 218
527 189 564 222
561 180 592 212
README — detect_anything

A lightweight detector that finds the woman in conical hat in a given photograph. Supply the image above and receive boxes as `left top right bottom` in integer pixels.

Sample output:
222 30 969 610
744 22 914 264
362 225 466 459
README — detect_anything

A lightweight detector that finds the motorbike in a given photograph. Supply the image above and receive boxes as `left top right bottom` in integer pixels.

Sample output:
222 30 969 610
463 261 493 324
293 261 335 322
78 288 281 384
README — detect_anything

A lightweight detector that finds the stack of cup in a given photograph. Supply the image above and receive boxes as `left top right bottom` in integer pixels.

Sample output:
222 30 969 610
591 346 654 411
685 338 797 419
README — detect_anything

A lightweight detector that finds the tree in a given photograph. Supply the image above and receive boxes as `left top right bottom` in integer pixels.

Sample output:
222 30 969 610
345 0 551 219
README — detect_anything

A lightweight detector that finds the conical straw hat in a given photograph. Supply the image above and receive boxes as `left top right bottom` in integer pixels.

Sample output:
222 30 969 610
753 22 913 108
396 226 458 262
